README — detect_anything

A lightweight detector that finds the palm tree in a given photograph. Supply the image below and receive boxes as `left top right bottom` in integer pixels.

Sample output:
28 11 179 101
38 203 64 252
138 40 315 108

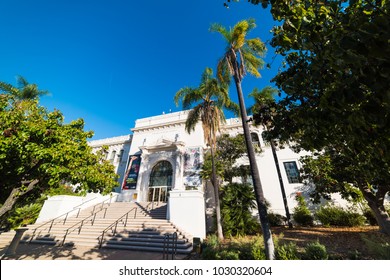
210 19 275 259
0 76 48 101
174 67 238 240
249 86 293 229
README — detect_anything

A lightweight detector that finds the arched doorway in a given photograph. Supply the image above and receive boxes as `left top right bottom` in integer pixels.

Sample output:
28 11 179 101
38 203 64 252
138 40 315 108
148 160 173 203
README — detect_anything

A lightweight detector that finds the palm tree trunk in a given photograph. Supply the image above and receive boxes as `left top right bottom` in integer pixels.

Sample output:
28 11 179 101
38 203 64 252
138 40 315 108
210 145 224 240
233 76 275 260
270 139 293 228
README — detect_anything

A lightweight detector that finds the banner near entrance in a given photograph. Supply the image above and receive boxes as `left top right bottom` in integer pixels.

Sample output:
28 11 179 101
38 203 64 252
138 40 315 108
183 147 202 187
122 155 141 190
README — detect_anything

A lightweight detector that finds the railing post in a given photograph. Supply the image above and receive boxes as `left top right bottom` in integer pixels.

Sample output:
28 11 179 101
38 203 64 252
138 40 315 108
62 229 69 246
103 208 107 219
49 219 55 232
78 220 84 234
99 232 105 249
113 221 118 236
76 208 81 218
29 229 37 243
92 212 97 226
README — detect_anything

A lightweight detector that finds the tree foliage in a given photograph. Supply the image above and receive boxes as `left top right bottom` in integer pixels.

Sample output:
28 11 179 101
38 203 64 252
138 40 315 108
251 0 390 234
201 134 250 184
0 93 118 219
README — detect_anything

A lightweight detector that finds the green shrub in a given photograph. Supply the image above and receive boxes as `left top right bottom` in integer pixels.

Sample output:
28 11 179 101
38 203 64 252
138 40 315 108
292 194 314 226
218 250 240 260
268 212 287 227
7 203 42 229
200 235 266 260
362 235 390 260
221 183 260 237
249 237 267 260
304 241 328 260
315 204 366 227
201 235 220 259
275 242 300 260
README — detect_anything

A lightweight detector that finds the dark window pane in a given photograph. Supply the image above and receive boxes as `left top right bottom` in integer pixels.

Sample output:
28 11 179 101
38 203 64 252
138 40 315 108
283 161 300 184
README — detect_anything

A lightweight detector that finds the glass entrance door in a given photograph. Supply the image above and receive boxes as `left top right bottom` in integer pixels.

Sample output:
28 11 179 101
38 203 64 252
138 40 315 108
148 160 173 203
148 186 171 203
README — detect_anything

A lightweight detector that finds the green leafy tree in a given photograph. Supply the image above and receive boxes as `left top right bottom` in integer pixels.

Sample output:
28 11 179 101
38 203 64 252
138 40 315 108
210 19 275 259
201 134 249 184
174 67 238 240
240 0 390 234
0 93 118 219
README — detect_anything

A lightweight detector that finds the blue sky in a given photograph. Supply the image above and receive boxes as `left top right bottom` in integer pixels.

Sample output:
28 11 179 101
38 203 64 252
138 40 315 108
0 0 282 140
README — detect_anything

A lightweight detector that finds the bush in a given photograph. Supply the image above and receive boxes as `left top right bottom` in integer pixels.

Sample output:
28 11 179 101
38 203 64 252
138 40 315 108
304 241 328 260
218 250 240 260
221 183 260 237
362 235 390 260
315 204 366 227
7 203 42 229
275 242 300 260
200 235 266 260
268 212 287 227
292 194 314 226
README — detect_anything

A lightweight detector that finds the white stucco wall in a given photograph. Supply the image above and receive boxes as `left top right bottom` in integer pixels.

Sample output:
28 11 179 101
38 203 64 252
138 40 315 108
168 190 206 239
36 193 118 223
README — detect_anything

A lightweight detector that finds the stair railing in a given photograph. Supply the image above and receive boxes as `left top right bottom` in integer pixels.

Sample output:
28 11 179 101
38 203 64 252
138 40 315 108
28 196 98 243
61 206 109 246
91 195 115 215
163 232 178 260
98 207 138 249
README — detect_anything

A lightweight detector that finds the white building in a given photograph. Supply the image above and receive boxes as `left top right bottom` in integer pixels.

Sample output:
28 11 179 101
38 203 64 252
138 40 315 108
89 110 315 238
89 134 132 193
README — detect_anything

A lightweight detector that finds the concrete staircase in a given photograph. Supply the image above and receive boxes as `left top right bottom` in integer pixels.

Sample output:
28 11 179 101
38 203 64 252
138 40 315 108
0 202 193 255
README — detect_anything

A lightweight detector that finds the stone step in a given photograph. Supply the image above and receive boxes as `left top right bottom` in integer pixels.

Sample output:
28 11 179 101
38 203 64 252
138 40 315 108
10 201 191 256
102 244 192 255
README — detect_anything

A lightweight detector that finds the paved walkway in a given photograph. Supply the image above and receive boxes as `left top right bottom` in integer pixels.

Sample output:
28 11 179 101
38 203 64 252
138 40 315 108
0 241 190 260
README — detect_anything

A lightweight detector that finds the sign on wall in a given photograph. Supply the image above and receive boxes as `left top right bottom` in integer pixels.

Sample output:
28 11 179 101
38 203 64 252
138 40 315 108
122 154 141 190
183 147 202 187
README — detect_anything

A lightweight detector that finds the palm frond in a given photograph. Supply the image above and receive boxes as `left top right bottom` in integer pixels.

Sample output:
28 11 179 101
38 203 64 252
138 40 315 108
16 76 29 88
209 23 231 43
174 87 202 110
241 48 264 78
0 82 18 96
216 56 232 85
246 38 267 57
231 19 256 49
200 67 214 85
185 104 202 133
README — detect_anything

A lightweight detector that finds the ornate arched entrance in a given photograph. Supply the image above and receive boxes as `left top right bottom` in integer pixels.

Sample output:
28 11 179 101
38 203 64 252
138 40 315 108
148 160 173 203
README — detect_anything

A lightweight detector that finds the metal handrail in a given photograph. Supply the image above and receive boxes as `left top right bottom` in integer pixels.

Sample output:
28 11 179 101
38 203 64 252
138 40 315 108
61 206 108 246
72 197 97 211
29 196 110 243
29 207 81 243
91 195 115 214
163 232 178 260
98 207 138 248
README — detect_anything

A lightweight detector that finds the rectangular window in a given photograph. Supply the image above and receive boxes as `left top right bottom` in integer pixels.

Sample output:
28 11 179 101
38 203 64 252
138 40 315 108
283 161 300 184
117 149 124 163
109 150 116 163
